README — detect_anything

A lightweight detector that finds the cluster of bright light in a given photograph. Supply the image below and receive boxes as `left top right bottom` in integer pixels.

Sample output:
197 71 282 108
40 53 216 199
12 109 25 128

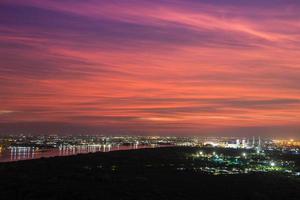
270 161 276 167
191 150 288 173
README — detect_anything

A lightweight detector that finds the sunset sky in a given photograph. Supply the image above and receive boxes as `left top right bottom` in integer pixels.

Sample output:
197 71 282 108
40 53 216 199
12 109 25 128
0 0 300 137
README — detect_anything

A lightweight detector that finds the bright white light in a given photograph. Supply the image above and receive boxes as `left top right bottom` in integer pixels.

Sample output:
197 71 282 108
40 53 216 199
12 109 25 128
199 151 203 155
270 162 276 167
213 152 216 156
242 152 247 157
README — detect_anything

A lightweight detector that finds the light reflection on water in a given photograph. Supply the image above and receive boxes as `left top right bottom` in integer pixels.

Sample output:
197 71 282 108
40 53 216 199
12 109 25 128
0 144 160 163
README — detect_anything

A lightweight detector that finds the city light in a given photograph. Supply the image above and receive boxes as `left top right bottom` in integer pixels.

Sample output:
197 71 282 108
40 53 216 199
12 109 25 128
0 135 299 177
270 162 276 167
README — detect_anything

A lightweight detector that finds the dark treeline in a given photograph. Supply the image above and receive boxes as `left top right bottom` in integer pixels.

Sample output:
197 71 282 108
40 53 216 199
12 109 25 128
0 147 300 200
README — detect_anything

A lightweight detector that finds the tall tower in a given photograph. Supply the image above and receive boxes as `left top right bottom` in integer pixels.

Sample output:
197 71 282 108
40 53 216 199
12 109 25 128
236 139 240 148
242 139 246 148
252 136 255 148
255 136 262 154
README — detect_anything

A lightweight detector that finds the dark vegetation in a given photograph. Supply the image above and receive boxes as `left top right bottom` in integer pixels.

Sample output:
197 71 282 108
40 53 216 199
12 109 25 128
0 147 299 200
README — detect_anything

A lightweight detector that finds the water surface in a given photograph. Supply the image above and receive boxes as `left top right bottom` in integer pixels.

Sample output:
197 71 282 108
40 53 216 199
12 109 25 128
0 145 163 162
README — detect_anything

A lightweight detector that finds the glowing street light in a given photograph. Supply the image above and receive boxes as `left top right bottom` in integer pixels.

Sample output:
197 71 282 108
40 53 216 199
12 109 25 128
270 161 276 167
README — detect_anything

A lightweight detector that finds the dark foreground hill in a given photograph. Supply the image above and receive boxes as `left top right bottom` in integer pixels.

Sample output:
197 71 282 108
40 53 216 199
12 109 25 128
0 147 299 200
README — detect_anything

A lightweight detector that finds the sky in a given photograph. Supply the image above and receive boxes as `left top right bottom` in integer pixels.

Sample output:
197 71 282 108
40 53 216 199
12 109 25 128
0 0 300 137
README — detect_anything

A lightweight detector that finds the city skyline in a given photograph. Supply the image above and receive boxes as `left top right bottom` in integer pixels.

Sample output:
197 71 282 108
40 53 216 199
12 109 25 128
1 0 300 137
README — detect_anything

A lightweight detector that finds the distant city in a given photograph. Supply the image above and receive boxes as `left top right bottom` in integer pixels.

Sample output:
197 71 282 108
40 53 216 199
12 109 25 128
1 135 299 152
0 135 299 177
